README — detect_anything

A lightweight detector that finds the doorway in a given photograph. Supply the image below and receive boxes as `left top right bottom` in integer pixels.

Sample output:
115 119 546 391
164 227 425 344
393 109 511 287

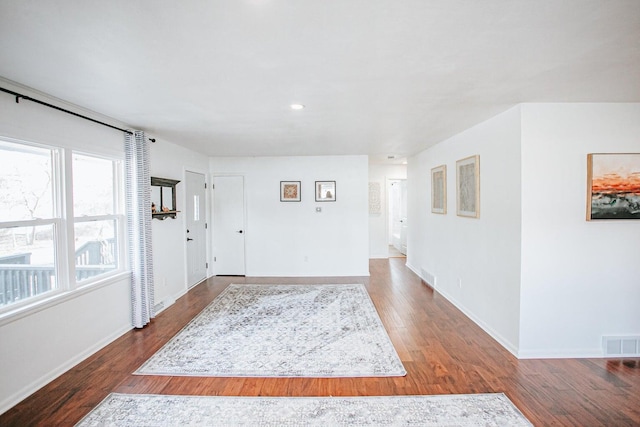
388 179 407 257
212 175 246 275
185 171 207 288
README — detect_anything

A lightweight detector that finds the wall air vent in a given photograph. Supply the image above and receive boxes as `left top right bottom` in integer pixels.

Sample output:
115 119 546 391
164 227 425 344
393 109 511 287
420 268 436 289
602 336 640 357
154 301 165 313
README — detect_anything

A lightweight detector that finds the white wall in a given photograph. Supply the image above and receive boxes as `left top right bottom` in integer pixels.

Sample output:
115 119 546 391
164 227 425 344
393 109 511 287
0 81 132 414
149 139 209 309
368 164 407 258
519 103 640 357
408 103 640 359
210 155 369 277
407 105 523 354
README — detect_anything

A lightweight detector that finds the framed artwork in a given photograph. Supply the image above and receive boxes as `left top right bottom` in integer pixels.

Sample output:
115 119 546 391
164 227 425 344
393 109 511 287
431 165 447 214
315 181 336 202
456 155 480 218
587 153 640 220
280 181 301 202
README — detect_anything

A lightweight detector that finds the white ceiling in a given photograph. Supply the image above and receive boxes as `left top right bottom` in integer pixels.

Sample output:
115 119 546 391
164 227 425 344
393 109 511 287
0 1 638 162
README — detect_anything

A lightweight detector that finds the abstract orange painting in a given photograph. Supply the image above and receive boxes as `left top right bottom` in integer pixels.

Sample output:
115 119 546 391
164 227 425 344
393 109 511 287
587 153 640 220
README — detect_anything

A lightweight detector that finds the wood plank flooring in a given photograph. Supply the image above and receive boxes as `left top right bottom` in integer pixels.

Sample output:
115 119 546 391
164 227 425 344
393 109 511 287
1 258 639 426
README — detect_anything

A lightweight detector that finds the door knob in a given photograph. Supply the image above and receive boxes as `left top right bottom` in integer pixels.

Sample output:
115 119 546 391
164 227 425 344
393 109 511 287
237 230 243 234
187 237 194 241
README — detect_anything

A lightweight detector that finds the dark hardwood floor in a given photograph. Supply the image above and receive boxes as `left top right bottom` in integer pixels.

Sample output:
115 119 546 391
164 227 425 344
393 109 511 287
2 258 639 426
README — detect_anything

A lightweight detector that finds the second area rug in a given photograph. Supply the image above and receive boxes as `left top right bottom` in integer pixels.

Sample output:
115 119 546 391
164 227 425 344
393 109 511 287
135 284 406 377
76 393 533 426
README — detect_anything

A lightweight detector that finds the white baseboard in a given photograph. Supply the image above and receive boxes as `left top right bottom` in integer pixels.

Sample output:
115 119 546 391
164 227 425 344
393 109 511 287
436 286 520 357
406 262 520 357
0 323 132 416
405 262 421 278
154 282 195 315
408 264 612 359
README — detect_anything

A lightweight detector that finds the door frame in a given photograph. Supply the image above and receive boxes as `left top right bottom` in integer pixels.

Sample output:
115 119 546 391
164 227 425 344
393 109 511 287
184 170 208 288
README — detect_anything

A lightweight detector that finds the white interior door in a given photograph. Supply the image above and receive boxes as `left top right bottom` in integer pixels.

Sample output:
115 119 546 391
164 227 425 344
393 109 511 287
185 171 207 287
389 179 408 255
213 175 246 275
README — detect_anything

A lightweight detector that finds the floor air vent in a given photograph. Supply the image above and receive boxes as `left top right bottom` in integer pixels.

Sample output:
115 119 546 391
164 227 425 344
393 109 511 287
602 336 640 357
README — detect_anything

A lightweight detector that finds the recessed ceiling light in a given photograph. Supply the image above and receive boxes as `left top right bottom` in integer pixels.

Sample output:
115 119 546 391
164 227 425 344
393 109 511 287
290 104 305 110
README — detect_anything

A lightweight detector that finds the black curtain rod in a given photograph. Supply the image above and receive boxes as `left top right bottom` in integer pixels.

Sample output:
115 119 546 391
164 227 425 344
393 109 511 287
0 86 135 135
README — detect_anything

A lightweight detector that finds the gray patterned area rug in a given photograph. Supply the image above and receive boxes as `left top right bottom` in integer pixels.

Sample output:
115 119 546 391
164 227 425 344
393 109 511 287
136 284 406 377
76 393 533 426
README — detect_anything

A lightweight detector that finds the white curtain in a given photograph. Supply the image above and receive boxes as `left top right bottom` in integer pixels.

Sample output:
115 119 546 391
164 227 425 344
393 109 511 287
125 130 155 328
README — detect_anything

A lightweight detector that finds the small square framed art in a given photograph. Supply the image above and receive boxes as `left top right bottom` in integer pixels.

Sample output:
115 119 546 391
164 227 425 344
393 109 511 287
315 181 336 202
280 181 301 202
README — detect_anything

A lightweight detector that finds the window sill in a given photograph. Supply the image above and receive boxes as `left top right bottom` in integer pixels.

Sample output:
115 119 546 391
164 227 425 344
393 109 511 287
0 270 131 327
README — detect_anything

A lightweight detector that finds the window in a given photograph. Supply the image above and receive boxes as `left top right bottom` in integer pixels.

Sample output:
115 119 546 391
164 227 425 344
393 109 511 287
72 153 122 282
0 138 124 311
0 141 58 307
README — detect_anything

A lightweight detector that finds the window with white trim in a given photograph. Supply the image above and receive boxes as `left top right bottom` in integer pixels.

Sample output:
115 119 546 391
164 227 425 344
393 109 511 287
72 153 124 282
0 138 125 311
